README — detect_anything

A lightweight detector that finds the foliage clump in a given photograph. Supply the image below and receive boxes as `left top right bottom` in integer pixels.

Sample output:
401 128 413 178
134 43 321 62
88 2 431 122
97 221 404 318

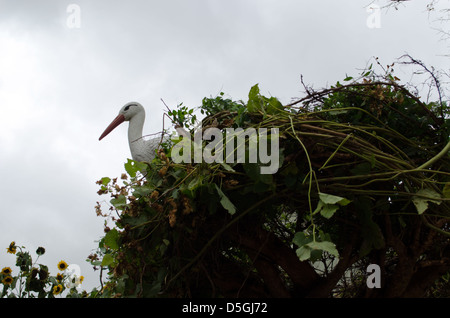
92 62 450 298
1 242 86 298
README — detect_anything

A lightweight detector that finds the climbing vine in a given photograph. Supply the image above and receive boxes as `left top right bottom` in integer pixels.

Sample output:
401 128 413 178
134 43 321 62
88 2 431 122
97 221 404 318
90 61 450 298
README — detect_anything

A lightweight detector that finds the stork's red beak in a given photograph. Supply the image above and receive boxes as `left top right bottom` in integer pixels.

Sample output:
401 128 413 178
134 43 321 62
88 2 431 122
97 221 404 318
99 114 125 140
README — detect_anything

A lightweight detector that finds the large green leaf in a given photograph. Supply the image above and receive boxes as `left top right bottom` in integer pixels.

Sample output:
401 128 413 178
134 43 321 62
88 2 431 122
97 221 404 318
247 84 283 115
100 177 111 185
306 241 339 258
319 193 351 206
320 204 339 219
296 246 311 261
104 229 120 250
214 184 236 215
293 232 309 247
110 194 127 210
124 159 148 178
293 232 339 261
132 184 153 197
266 96 284 114
101 254 114 266
412 188 442 214
313 193 350 219
247 84 263 113
248 83 260 100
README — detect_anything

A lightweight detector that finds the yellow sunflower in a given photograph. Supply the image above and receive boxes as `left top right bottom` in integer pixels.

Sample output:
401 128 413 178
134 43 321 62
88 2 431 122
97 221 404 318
53 284 63 295
56 273 64 282
1 267 12 275
6 242 16 254
57 260 68 271
2 276 13 285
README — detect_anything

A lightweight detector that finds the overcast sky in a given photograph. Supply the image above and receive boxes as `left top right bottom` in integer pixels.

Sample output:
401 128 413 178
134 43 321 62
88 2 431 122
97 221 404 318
0 0 448 293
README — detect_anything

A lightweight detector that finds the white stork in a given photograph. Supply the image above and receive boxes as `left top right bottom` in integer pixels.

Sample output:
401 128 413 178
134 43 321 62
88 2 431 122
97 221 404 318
99 102 164 162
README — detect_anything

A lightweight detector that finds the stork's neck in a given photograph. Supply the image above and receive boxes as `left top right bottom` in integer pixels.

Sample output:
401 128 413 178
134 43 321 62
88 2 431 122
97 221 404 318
128 115 145 147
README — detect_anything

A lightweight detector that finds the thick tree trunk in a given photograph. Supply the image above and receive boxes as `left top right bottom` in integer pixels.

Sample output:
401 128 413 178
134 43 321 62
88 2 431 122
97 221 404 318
227 225 320 297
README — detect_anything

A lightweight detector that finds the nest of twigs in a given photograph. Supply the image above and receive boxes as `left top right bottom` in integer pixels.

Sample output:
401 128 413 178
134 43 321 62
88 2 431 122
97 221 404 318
96 74 450 298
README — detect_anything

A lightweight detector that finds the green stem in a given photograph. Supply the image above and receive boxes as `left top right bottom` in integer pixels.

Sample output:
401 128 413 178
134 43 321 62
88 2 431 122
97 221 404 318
416 141 450 170
289 116 321 242
289 116 314 211
319 133 353 170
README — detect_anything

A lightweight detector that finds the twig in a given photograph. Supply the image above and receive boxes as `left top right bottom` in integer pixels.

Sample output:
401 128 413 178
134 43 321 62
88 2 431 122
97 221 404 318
160 98 172 112
398 54 446 122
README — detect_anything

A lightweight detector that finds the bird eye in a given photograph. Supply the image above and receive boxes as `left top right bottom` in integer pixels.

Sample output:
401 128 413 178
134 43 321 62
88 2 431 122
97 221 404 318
124 104 136 111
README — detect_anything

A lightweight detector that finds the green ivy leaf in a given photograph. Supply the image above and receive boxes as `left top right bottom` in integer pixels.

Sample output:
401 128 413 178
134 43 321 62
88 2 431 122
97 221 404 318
296 246 311 261
320 204 339 219
293 232 339 260
412 188 442 214
306 240 339 258
110 194 127 210
214 184 236 215
319 193 351 206
248 83 260 102
101 253 114 267
293 232 310 247
104 229 120 250
266 96 283 114
124 159 148 178
313 193 350 219
247 84 263 113
101 177 111 185
132 184 153 197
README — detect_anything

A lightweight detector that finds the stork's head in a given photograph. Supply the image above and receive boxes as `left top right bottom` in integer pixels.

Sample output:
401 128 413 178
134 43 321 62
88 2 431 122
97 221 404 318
99 102 145 140
119 102 145 121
